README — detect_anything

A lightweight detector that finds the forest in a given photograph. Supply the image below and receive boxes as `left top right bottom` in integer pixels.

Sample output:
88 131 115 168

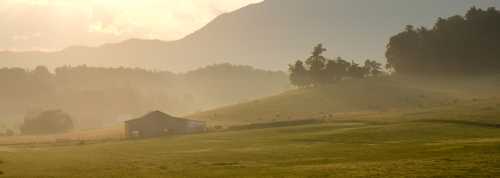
386 7 500 76
289 7 500 88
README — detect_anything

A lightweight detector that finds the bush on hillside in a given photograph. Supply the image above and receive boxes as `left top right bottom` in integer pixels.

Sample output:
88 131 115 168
20 110 74 135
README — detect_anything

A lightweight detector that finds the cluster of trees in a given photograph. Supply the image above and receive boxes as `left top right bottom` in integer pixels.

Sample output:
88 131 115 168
20 110 74 135
289 44 383 87
0 64 288 129
386 7 500 76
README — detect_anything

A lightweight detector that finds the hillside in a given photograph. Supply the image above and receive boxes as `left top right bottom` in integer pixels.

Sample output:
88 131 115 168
2 0 499 72
191 78 459 125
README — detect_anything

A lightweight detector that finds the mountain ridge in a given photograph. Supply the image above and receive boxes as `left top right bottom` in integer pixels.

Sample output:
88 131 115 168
1 0 499 72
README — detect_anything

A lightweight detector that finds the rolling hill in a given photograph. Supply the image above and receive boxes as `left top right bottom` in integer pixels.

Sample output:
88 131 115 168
191 74 500 126
2 0 499 72
191 78 458 126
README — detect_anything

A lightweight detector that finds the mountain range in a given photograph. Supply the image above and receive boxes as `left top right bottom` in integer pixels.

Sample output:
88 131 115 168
1 0 499 72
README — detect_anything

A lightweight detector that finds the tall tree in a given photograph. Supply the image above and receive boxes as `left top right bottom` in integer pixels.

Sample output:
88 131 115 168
305 44 328 85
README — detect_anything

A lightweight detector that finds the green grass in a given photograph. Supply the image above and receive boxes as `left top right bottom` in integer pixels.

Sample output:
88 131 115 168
1 100 500 177
191 78 453 126
1 79 500 177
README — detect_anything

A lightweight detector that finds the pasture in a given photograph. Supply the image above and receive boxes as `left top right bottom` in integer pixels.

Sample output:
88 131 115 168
1 99 500 177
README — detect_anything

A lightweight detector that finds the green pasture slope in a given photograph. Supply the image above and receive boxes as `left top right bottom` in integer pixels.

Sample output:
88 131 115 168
1 98 500 177
192 78 454 126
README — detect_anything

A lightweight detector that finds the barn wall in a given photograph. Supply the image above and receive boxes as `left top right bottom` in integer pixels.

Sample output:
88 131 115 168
125 117 206 138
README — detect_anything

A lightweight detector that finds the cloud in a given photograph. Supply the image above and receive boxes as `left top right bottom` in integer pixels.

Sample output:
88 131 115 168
0 0 263 51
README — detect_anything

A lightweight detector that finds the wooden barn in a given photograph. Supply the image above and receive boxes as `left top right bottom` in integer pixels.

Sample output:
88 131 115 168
125 111 206 138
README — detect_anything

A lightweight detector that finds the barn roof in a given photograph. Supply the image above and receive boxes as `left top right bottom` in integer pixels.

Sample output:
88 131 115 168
125 111 203 123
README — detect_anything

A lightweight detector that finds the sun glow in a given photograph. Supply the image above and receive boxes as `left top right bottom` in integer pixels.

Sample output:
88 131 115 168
0 0 263 51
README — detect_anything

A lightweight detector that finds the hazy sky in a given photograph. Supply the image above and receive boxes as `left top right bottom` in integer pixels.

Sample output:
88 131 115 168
0 0 263 51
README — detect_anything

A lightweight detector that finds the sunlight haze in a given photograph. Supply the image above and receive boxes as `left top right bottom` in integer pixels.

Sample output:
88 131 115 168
0 0 263 51
2 1 500 177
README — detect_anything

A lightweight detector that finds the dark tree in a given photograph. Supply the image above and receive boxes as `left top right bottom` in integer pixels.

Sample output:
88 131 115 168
324 57 351 82
305 44 328 85
289 60 310 88
289 44 384 87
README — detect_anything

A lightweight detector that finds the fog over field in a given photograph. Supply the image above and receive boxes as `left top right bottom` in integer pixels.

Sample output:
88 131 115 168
1 1 500 178
0 64 289 129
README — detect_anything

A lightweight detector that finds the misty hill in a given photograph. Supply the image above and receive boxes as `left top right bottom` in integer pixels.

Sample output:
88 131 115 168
2 0 499 72
0 63 289 129
191 78 456 126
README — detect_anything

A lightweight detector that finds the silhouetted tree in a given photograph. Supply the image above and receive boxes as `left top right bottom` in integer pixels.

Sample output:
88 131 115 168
305 44 328 85
289 44 384 87
289 60 310 87
324 57 351 82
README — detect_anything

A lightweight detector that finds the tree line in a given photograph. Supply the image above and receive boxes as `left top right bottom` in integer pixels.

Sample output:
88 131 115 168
0 64 288 130
386 7 500 76
289 44 383 87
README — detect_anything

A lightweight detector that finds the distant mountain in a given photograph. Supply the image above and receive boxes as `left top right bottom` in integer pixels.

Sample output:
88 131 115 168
1 0 499 72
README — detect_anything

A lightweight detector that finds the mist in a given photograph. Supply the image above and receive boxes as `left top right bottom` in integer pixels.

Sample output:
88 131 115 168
1 1 500 178
0 64 289 130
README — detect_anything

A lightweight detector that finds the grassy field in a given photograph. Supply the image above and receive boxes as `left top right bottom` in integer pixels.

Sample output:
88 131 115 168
191 78 455 126
1 78 500 178
1 98 500 178
0 127 124 145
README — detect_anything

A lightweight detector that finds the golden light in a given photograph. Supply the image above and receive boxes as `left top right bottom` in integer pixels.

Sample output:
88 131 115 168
1 0 263 50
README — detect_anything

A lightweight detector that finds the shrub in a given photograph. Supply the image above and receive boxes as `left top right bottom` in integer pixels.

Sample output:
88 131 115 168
20 110 74 135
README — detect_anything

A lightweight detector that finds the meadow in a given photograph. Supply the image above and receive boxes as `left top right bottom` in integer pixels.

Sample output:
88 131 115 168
1 2 500 178
1 97 500 178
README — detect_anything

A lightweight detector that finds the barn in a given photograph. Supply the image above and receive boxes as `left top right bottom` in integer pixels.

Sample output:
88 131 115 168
125 111 206 138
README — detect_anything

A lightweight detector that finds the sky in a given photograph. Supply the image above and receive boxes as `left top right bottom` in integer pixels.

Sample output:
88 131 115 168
0 0 263 51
